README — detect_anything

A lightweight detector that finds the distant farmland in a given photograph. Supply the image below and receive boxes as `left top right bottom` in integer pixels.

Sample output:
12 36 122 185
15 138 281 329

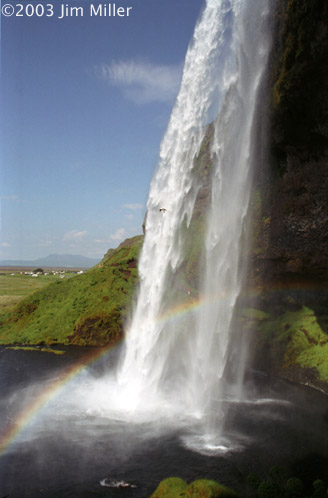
0 267 82 312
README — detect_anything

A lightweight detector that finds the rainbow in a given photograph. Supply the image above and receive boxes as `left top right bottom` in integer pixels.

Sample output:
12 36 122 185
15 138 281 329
0 297 205 458
0 283 317 457
0 346 110 458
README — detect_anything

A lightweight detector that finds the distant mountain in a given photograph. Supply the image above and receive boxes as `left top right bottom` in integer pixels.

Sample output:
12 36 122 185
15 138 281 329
0 254 100 268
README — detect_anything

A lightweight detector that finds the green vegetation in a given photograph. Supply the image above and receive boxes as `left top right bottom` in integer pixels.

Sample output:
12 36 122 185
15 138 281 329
0 122 213 348
6 346 66 355
151 477 238 498
0 236 143 346
0 272 65 312
0 124 212 348
0 0 326 396
151 477 188 497
251 305 328 384
247 465 328 498
152 466 328 498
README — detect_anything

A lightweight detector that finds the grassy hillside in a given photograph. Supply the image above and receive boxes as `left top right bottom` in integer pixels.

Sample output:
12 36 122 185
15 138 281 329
0 272 66 312
0 236 143 347
0 122 213 349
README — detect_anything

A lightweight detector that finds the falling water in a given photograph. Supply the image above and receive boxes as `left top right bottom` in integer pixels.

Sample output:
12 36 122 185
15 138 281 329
116 0 273 422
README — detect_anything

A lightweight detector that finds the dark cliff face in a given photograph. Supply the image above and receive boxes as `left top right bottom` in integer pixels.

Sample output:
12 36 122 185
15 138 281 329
252 0 328 285
272 0 328 154
248 0 328 391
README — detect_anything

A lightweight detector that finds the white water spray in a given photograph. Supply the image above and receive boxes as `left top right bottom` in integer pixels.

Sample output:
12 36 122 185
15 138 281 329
116 0 272 421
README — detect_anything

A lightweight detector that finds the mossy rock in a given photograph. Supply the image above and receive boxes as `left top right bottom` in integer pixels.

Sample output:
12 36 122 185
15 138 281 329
150 477 188 497
185 479 238 497
68 307 123 346
277 307 328 381
254 305 328 386
151 478 238 498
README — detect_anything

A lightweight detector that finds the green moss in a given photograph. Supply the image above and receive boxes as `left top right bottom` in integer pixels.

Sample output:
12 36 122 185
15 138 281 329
257 480 280 498
285 477 304 497
297 344 328 382
151 478 238 498
255 306 328 383
0 236 143 346
185 479 238 497
6 346 66 355
151 477 188 498
69 307 124 346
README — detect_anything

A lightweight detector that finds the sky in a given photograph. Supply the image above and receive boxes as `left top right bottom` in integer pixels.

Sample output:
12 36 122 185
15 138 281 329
0 0 203 261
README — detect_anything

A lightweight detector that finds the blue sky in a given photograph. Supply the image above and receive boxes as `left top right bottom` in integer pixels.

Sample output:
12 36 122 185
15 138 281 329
0 0 203 260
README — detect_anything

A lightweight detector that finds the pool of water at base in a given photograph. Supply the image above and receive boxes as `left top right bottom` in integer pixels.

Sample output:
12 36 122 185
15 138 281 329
0 346 328 497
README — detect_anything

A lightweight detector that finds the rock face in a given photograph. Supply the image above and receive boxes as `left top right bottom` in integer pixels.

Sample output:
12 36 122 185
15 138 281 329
251 156 328 284
253 0 328 284
267 159 328 281
247 0 328 390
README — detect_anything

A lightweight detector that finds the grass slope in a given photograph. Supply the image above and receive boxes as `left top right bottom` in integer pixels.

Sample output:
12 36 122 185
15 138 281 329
0 273 66 312
0 236 143 346
0 122 213 348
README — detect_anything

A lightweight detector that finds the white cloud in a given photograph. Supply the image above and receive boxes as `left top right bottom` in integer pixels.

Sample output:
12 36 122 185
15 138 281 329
0 242 10 247
125 214 134 220
110 227 127 242
98 60 182 104
63 230 88 241
123 203 143 211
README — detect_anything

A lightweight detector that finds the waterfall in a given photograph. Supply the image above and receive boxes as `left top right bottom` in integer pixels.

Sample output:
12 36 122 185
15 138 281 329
116 0 272 420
